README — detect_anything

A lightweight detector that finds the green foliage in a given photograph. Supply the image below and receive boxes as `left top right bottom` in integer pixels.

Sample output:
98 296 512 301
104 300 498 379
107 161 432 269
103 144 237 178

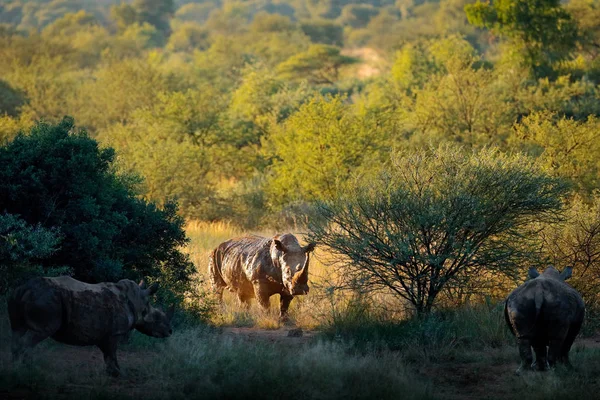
134 0 174 35
0 213 63 293
540 195 600 312
277 44 358 84
41 10 97 37
410 37 513 146
0 79 26 117
465 0 578 76
300 19 344 46
70 55 177 131
111 3 138 32
339 4 380 29
308 145 569 314
512 111 600 193
174 2 218 25
266 94 391 206
167 22 210 52
0 118 195 297
98 90 224 220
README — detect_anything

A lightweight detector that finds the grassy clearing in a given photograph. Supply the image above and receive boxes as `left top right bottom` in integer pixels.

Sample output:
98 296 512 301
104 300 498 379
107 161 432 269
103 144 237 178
0 311 433 400
3 292 600 400
4 222 600 399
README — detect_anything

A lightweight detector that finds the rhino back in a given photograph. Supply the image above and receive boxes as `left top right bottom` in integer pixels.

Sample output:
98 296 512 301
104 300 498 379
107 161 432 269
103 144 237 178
506 278 584 338
217 236 279 286
10 277 136 345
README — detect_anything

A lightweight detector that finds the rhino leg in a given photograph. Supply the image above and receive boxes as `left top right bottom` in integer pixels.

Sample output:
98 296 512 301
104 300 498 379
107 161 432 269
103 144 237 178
254 283 271 312
237 292 252 309
548 338 565 368
279 294 294 323
11 329 50 362
532 342 549 371
516 338 534 374
99 336 121 377
560 321 583 367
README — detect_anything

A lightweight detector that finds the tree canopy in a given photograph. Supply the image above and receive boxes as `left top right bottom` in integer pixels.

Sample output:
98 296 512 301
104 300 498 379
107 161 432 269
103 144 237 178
308 146 569 314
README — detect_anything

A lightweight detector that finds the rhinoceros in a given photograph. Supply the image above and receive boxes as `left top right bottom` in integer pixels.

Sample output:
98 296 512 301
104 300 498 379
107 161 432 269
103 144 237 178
208 234 316 321
505 265 585 373
8 276 173 376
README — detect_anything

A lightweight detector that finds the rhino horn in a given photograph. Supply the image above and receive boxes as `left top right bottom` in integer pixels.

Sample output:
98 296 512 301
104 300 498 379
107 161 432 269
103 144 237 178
297 253 310 279
304 242 316 253
147 282 159 296
560 266 573 281
139 279 147 289
528 267 540 279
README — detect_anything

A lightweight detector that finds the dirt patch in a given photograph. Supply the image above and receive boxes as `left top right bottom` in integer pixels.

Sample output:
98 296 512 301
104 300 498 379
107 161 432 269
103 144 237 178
219 326 317 345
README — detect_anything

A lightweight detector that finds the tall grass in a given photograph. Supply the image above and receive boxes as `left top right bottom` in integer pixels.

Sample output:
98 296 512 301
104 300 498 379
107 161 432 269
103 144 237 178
0 310 434 400
319 296 514 358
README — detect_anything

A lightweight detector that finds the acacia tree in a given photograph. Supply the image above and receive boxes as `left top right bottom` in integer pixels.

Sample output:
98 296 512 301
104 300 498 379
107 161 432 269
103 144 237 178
277 45 357 85
308 146 569 315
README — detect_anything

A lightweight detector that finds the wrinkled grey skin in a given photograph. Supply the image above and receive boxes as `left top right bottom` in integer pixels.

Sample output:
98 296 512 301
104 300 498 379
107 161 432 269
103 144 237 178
8 276 174 376
208 234 316 321
505 266 585 374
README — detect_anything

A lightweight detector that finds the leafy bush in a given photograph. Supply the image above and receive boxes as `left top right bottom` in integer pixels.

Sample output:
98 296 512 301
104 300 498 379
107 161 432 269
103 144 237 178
0 213 63 293
308 145 569 314
0 117 195 300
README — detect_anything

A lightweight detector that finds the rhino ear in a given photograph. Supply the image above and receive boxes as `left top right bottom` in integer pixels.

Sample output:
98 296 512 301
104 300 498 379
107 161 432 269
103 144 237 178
139 279 147 289
528 267 540 279
304 242 316 253
147 282 159 296
273 239 286 252
560 266 573 281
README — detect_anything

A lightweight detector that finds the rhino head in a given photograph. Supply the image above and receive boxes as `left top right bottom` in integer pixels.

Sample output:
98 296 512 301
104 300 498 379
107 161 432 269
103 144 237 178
133 280 174 338
528 265 573 281
270 234 316 296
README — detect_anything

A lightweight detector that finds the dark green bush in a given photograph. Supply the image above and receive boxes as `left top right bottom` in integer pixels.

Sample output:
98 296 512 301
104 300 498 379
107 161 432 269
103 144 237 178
0 117 195 300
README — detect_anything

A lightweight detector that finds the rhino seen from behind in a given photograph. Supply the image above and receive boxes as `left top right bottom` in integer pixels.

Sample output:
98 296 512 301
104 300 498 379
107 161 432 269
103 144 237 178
505 266 585 373
8 276 173 376
208 233 316 321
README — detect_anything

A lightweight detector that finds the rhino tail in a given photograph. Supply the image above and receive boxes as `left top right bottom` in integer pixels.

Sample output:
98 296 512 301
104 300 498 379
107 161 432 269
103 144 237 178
534 287 544 323
208 247 227 291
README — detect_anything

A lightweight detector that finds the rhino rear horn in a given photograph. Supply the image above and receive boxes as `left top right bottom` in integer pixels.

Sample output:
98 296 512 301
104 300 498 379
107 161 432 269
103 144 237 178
139 279 147 289
304 242 316 253
147 282 160 296
560 266 573 281
528 267 540 279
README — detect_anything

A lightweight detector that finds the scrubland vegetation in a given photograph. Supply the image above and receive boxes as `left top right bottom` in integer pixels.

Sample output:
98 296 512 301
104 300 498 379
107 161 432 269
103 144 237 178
3 0 600 398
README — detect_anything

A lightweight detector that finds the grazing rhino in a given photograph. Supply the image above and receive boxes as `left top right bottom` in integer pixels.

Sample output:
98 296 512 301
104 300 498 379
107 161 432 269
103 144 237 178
8 276 173 376
208 233 316 321
505 266 585 373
